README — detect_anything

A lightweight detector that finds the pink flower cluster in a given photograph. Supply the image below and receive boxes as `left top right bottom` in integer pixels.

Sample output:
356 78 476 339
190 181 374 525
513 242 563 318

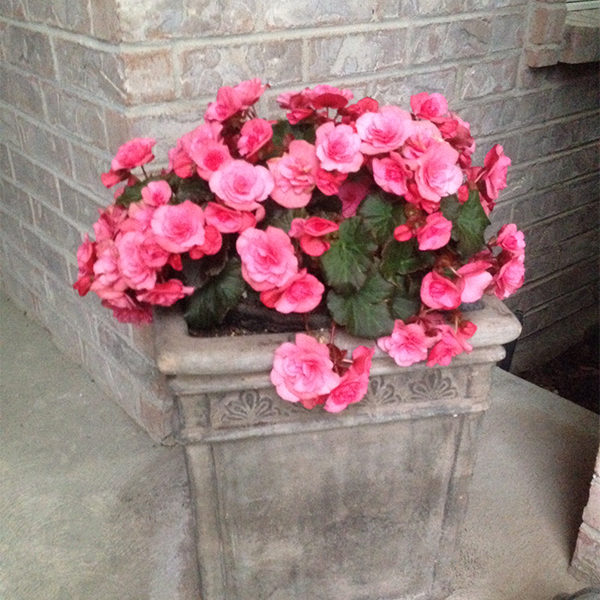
74 78 526 414
270 334 375 413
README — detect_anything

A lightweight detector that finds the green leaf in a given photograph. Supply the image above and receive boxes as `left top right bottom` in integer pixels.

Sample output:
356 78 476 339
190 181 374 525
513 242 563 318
270 119 293 150
381 239 432 278
440 194 461 222
174 177 212 204
359 193 402 245
327 270 394 338
115 181 144 207
390 293 421 321
183 259 245 332
320 217 376 293
455 190 490 257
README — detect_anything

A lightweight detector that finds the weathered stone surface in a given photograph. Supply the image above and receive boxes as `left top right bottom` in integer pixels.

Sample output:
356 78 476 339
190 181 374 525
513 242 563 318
157 297 521 599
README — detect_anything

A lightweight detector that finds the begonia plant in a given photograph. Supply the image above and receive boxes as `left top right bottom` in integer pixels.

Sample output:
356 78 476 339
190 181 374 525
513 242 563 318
74 79 525 413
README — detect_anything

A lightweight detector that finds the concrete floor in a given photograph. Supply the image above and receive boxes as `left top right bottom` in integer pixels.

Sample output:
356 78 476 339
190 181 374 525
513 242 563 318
1 292 598 600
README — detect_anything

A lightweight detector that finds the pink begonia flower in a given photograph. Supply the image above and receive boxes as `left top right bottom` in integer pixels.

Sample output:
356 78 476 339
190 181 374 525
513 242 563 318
73 234 96 296
204 78 266 122
314 167 347 196
186 126 232 180
204 202 256 233
209 160 274 211
116 231 159 290
356 106 413 155
104 295 153 325
111 138 156 171
377 320 434 367
122 203 155 233
188 225 223 259
141 180 172 207
93 205 127 242
101 168 129 188
337 177 371 217
136 279 194 306
260 269 324 313
457 260 493 303
289 217 339 257
309 84 354 109
372 152 409 196
236 226 298 292
402 119 442 161
268 140 318 208
238 118 273 157
315 122 363 173
410 92 448 119
323 345 375 413
443 115 475 169
416 212 453 250
482 144 511 200
495 223 526 256
420 271 464 310
493 255 525 299
270 333 341 403
90 241 127 300
276 89 315 124
413 141 463 203
426 322 476 367
393 224 413 242
339 97 380 122
151 200 206 253
168 140 195 178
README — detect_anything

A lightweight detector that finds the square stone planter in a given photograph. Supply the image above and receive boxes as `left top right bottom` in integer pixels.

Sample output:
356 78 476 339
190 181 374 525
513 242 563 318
155 296 521 600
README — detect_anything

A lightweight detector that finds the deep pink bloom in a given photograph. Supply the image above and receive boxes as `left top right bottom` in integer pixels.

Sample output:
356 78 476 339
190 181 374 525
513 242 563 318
356 106 413 155
209 160 274 211
111 138 155 171
136 279 194 306
270 334 341 403
493 255 525 299
378 320 434 367
151 200 206 253
309 84 354 109
402 119 442 161
204 202 256 233
268 140 318 208
482 145 511 200
457 260 493 303
188 225 222 259
116 231 159 290
314 167 347 196
238 118 273 157
103 295 153 324
372 152 408 196
260 269 324 313
90 241 126 300
420 271 464 310
101 169 129 188
337 177 371 217
315 122 363 173
93 205 127 242
413 141 463 203
495 223 526 256
236 226 298 292
416 212 453 250
189 140 232 181
393 224 413 242
426 322 476 367
289 217 339 257
73 234 96 296
204 78 266 122
141 180 172 207
410 92 448 119
323 345 375 413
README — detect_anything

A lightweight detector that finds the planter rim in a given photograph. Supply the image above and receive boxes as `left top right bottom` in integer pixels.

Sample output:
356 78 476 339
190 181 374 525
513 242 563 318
154 295 521 377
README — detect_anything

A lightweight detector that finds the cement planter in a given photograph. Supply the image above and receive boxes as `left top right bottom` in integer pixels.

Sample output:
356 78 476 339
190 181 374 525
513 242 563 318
155 296 521 600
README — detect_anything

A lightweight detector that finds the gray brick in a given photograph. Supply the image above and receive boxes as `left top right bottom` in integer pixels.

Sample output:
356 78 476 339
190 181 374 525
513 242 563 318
15 116 73 178
0 144 11 178
120 50 177 104
0 105 22 149
54 39 125 104
43 83 107 150
5 25 56 80
89 0 121 42
307 29 408 79
409 19 491 65
364 67 458 107
0 65 46 120
490 13 525 51
547 76 600 119
20 226 71 282
264 0 373 29
10 151 61 207
58 179 105 227
461 55 519 99
70 142 112 197
30 199 83 252
2 0 27 19
530 144 598 190
180 40 303 99
25 0 92 35
0 178 35 225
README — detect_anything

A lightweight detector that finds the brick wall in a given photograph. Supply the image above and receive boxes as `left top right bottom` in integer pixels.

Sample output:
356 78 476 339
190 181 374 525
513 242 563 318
1 0 598 441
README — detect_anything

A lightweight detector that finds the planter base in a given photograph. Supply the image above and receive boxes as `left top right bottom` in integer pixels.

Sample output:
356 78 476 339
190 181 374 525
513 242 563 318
156 297 521 600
